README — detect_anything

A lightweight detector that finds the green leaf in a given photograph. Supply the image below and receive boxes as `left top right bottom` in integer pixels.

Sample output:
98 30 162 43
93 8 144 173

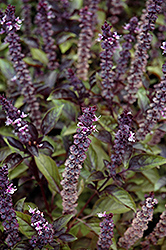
41 105 64 135
30 48 48 64
154 177 166 191
70 222 91 236
84 144 98 171
23 57 43 67
16 211 34 238
102 185 136 212
53 214 74 231
72 237 91 250
87 220 100 235
13 241 32 250
91 196 131 215
137 87 149 113
62 123 77 136
111 187 136 212
15 197 26 212
111 237 118 250
0 58 15 79
142 168 160 184
8 163 28 180
128 154 166 171
34 153 61 193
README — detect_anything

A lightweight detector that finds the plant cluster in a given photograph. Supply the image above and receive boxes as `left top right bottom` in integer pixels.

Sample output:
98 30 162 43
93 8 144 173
0 0 166 249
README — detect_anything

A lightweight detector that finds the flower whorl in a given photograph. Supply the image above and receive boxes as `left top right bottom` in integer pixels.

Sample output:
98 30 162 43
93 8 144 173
29 207 54 249
118 194 158 249
0 95 32 144
141 205 166 248
35 0 58 70
125 0 163 104
61 106 98 215
76 6 94 81
0 164 19 248
0 5 41 130
99 21 120 102
97 212 114 250
105 110 135 177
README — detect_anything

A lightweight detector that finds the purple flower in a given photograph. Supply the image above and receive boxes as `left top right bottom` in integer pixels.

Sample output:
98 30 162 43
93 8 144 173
125 0 163 104
21 0 32 35
97 212 114 250
118 193 158 249
61 106 97 214
35 0 58 70
161 41 166 55
99 21 120 101
105 110 135 177
0 95 32 144
76 4 98 81
29 206 54 249
0 164 19 248
0 5 41 130
141 204 166 248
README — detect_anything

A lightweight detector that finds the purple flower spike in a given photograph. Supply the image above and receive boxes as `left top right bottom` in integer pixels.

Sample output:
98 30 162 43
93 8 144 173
76 6 94 81
0 95 32 144
99 21 120 101
161 41 166 55
97 212 114 250
0 5 41 130
0 164 20 248
29 206 54 249
118 193 158 249
35 0 58 70
141 204 166 248
61 106 98 214
125 0 163 104
106 110 135 178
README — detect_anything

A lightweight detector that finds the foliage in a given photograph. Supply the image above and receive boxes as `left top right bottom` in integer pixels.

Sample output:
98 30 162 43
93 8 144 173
0 0 166 249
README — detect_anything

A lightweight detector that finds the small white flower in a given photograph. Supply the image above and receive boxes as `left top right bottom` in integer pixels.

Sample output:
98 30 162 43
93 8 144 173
128 131 135 142
28 206 36 214
6 183 17 194
97 211 106 218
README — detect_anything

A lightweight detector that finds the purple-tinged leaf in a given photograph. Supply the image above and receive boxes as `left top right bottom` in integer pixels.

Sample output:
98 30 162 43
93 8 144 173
38 140 54 153
97 130 112 143
48 88 78 102
89 171 105 181
12 241 32 249
128 154 166 172
87 183 96 190
101 184 117 194
53 214 74 232
41 105 64 135
58 233 77 242
26 144 39 157
72 237 91 250
28 123 38 141
14 197 26 212
4 152 23 169
50 241 60 250
54 227 66 237
7 136 25 151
